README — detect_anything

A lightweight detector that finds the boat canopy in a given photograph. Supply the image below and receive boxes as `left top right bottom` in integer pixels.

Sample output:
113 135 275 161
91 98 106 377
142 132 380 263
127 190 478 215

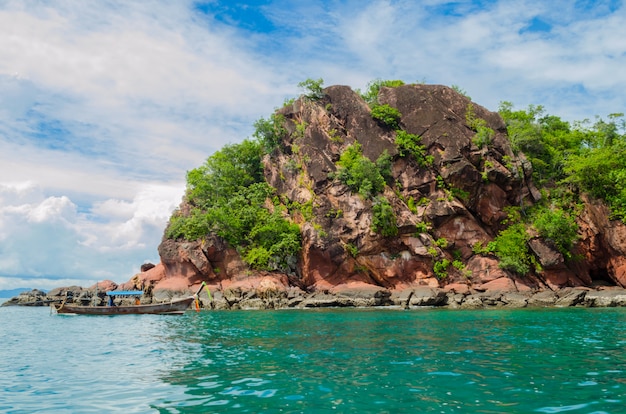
106 290 144 296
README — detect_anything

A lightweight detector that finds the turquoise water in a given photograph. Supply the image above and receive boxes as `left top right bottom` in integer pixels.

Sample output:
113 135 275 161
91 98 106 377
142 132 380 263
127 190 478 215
1 302 626 413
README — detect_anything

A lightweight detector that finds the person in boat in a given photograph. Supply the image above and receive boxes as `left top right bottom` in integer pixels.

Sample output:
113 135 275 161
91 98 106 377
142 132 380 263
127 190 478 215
144 281 154 302
107 295 115 307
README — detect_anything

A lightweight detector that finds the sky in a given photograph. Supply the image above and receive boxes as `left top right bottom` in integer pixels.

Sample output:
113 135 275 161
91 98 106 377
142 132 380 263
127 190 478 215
1 0 625 291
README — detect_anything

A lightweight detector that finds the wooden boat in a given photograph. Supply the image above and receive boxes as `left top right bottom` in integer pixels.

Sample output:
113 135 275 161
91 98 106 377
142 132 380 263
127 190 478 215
52 294 195 315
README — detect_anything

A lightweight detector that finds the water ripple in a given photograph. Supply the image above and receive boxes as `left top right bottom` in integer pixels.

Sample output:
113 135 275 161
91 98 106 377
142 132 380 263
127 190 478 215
2 306 626 412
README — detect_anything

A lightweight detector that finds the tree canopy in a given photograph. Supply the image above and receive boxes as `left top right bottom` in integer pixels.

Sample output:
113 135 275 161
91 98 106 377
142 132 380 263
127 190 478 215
167 139 301 273
499 102 626 221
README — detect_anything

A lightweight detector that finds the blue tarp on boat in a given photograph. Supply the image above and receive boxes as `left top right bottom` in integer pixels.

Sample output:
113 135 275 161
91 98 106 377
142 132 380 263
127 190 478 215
106 290 144 296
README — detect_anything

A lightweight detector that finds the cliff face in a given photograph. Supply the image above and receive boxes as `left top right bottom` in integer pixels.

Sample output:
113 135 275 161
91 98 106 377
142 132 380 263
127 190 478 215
147 84 626 299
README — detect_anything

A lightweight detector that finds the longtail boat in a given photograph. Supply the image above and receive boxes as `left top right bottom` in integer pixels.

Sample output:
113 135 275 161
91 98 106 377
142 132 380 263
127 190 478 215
52 290 194 315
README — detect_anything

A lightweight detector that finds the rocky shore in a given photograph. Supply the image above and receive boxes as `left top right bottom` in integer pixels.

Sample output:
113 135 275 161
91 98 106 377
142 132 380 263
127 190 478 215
5 284 626 310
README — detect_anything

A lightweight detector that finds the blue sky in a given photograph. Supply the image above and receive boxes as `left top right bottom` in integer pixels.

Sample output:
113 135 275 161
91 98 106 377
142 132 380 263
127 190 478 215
1 0 625 290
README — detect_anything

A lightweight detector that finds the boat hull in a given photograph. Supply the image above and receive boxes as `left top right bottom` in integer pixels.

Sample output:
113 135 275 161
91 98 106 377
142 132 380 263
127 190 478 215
53 297 195 315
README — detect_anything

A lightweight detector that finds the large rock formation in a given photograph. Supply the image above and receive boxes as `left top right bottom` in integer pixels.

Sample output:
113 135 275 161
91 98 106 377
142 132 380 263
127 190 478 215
129 84 626 307
8 84 626 309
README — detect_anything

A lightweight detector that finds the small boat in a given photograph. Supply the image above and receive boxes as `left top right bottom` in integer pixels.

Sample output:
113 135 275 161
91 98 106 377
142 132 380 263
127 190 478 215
52 290 195 315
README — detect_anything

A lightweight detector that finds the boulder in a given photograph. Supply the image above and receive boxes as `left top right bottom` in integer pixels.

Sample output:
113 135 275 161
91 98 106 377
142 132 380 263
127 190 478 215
584 289 626 307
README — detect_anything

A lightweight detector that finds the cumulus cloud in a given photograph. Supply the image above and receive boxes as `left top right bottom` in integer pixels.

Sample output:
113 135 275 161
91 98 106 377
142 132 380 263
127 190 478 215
325 0 626 117
0 1 291 289
0 0 293 188
0 181 183 288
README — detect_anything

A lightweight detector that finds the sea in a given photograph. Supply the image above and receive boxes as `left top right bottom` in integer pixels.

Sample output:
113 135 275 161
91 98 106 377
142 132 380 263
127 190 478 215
1 297 626 413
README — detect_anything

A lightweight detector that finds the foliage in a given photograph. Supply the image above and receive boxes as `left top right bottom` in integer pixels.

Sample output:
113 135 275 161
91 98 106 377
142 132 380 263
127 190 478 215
186 140 264 209
253 114 287 153
435 238 449 248
326 208 343 219
472 241 494 256
466 104 494 148
333 142 386 199
493 223 531 275
418 197 430 206
499 102 626 221
371 196 398 236
436 175 446 190
532 205 579 258
371 104 402 130
451 84 471 100
375 150 393 183
286 199 314 222
166 209 209 242
166 137 302 272
415 221 430 234
243 211 302 271
298 78 325 100
450 186 470 203
359 79 405 107
328 128 343 143
407 196 417 214
433 259 451 279
395 130 433 166
294 120 308 140
563 141 626 221
491 208 532 275
452 259 472 278
346 243 358 257
498 102 579 184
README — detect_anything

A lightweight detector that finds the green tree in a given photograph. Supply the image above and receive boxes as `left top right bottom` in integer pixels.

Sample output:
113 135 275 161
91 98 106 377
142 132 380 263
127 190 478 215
359 79 405 106
498 102 582 184
491 208 532 275
395 130 433 166
433 259 451 279
334 142 386 199
371 104 402 129
166 135 303 273
375 150 393 183
245 209 302 271
466 103 494 148
253 113 287 153
186 139 264 209
564 141 626 221
532 206 579 258
371 196 398 236
298 78 325 100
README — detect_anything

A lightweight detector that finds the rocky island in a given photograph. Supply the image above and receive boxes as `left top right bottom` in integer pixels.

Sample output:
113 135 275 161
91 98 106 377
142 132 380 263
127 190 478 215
6 81 626 309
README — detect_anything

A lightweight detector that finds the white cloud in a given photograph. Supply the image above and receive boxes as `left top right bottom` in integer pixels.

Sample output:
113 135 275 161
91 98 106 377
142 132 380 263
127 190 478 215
0 1 292 289
0 181 183 287
0 0 291 185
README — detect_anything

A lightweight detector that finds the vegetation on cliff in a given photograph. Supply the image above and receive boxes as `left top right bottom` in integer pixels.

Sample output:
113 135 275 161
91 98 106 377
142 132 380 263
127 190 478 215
493 102 626 274
165 139 301 273
499 102 626 222
163 78 626 288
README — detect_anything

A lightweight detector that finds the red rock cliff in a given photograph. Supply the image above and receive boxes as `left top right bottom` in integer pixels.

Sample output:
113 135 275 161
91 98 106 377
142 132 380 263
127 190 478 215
138 85 626 297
